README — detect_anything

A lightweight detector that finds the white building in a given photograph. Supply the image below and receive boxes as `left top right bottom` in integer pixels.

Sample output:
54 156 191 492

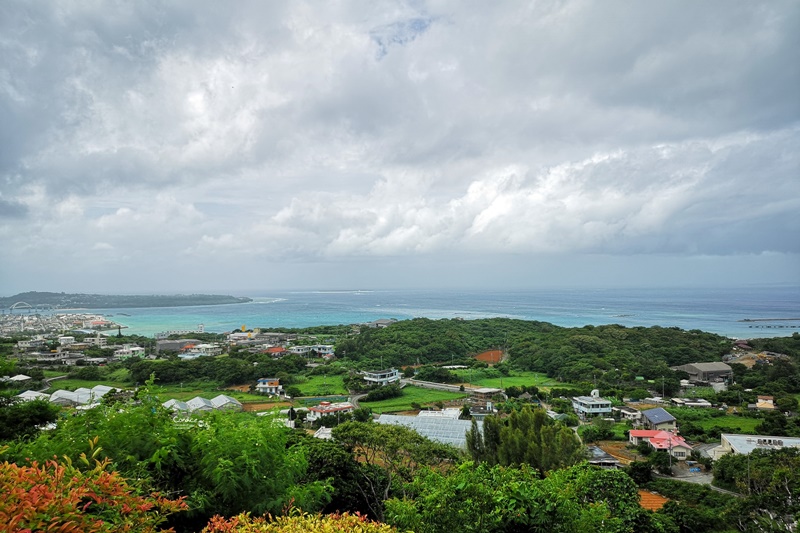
114 344 145 360
572 390 612 419
362 369 400 387
256 378 283 395
709 433 800 460
307 401 355 421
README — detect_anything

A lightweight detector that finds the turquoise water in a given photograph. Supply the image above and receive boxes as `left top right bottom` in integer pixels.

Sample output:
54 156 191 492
79 286 800 339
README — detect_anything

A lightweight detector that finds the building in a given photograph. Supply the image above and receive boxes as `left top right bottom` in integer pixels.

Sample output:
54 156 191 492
376 413 483 448
752 395 776 411
572 390 612 419
210 394 243 412
288 346 313 355
307 401 355 421
473 388 504 402
49 384 116 407
179 343 223 359
366 319 398 328
670 398 713 408
362 368 401 387
113 344 145 360
629 430 692 460
670 362 733 382
709 433 800 460
611 406 642 422
641 407 677 431
256 377 283 396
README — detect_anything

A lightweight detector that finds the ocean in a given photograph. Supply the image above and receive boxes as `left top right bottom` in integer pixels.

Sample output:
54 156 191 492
84 286 800 339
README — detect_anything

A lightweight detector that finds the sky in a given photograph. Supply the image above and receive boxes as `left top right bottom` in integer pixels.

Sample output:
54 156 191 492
1 1 799 295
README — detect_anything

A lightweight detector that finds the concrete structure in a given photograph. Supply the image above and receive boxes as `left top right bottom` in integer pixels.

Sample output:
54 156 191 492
417 408 462 419
473 388 504 401
709 433 800 460
256 378 283 396
671 362 732 382
572 390 612 419
641 407 677 431
362 368 400 387
114 344 145 360
307 401 355 421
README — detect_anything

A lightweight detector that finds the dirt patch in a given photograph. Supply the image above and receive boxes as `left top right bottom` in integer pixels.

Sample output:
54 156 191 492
475 350 503 364
638 490 669 511
242 401 292 412
597 441 642 465
225 384 252 393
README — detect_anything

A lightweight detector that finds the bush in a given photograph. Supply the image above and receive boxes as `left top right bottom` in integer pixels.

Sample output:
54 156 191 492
202 511 397 532
0 452 186 532
363 384 403 402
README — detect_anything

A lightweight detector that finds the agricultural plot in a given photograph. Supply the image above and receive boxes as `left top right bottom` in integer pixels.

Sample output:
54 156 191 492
452 369 572 390
295 374 348 396
47 379 131 392
361 385 467 414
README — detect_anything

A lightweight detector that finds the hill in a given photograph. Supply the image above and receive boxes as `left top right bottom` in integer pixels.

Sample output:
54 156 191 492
0 291 252 309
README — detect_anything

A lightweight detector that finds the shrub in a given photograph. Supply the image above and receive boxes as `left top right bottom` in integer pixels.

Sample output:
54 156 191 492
0 448 186 532
202 511 397 532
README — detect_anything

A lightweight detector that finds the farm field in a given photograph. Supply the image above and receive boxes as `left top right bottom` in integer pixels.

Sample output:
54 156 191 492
47 378 131 392
452 369 572 390
360 385 466 414
295 374 348 396
689 415 762 433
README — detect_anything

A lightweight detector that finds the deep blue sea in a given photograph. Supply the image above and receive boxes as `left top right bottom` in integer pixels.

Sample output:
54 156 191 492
79 286 800 339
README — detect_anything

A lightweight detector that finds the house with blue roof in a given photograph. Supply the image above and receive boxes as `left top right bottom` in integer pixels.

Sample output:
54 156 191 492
641 407 676 431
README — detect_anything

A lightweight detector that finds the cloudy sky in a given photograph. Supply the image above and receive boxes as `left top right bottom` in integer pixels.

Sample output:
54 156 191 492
1 1 798 294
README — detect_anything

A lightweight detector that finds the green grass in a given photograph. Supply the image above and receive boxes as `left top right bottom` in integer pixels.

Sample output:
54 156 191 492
452 369 574 390
294 374 348 396
361 386 467 414
43 370 69 378
611 422 630 440
689 415 761 433
48 379 131 392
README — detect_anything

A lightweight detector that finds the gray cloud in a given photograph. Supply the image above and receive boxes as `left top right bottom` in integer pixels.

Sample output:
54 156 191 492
0 0 798 292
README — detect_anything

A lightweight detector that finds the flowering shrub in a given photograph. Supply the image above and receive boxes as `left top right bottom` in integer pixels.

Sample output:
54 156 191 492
202 511 398 533
0 445 186 533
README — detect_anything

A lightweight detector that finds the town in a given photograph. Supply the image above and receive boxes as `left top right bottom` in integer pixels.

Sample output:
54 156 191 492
2 316 799 531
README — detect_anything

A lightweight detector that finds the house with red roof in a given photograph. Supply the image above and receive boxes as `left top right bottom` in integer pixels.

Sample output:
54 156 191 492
307 401 355 422
629 429 692 460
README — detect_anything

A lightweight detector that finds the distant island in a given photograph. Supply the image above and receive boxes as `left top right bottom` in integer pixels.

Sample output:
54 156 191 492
0 291 252 309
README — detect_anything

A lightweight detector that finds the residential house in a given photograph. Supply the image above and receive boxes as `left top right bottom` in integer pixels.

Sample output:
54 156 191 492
288 345 313 356
611 406 642 422
307 401 355 421
629 430 692 460
362 368 401 387
114 344 145 360
709 433 800 460
752 395 776 411
256 377 283 396
641 407 677 431
572 390 612 419
670 398 713 408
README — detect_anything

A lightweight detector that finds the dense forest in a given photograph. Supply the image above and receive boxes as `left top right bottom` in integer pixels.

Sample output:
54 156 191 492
336 318 735 382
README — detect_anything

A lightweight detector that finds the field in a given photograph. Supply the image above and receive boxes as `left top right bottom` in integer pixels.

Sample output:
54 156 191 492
47 379 131 392
360 385 467 414
452 369 572 390
294 374 348 396
688 415 761 433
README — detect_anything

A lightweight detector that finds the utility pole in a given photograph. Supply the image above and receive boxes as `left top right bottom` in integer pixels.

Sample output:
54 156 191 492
661 376 665 399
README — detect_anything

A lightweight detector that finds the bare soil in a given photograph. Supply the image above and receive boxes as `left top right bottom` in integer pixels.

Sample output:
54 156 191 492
242 401 292 412
475 350 503 364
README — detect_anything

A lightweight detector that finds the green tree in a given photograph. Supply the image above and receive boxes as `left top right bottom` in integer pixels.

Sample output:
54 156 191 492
466 406 585 475
0 396 60 442
332 421 459 521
